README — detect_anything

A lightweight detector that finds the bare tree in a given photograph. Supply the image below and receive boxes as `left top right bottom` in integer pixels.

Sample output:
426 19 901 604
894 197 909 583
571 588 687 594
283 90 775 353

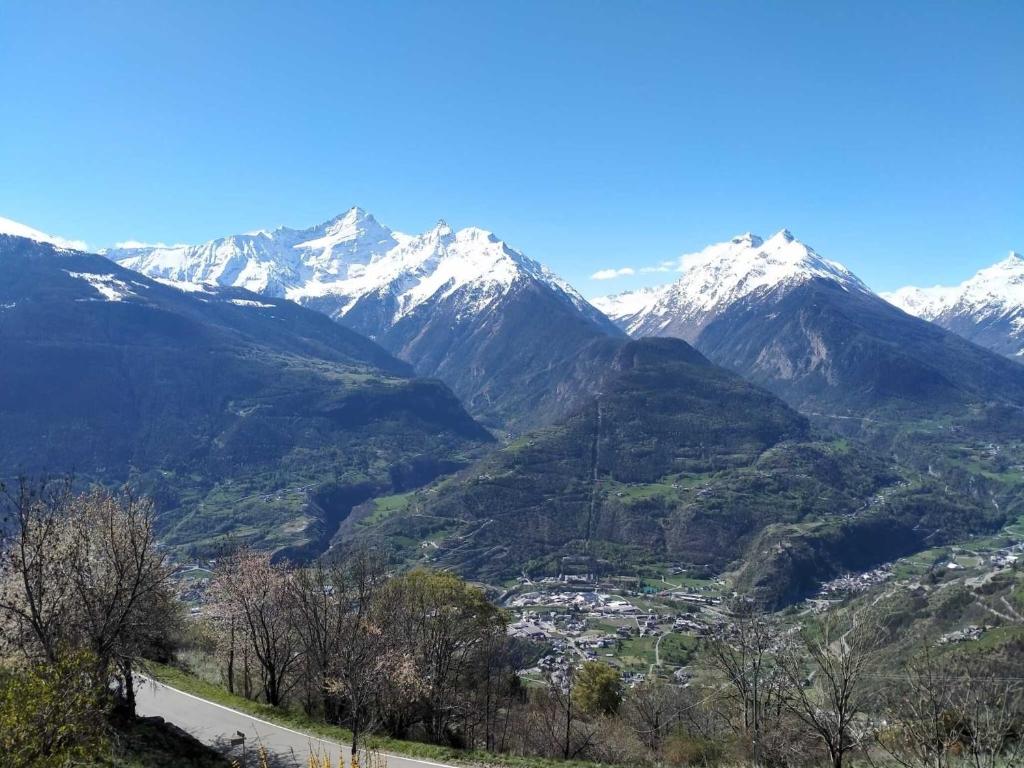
704 600 792 766
872 646 1024 768
210 549 298 706
0 482 178 713
287 559 346 719
955 669 1024 768
526 666 599 761
322 550 388 755
63 489 175 711
780 615 872 768
622 677 688 754
0 478 76 663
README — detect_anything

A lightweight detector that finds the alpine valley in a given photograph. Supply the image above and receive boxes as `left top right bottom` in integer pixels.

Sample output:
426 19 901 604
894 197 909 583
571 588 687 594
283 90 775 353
3 213 1023 608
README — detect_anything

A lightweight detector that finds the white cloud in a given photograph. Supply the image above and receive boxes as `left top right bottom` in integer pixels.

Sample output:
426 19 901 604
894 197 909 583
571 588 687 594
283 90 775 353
113 240 188 249
590 267 636 280
640 260 679 274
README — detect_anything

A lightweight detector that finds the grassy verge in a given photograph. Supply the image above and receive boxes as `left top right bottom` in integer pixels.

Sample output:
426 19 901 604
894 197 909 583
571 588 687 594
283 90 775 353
147 662 619 768
92 713 230 767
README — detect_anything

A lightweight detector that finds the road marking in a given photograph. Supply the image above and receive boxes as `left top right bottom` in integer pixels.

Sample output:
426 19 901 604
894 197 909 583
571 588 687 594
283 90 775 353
139 677 460 768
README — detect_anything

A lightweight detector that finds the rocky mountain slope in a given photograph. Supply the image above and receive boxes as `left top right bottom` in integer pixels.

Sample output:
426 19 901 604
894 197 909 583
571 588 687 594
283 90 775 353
884 252 1024 360
0 228 490 556
345 337 996 606
108 208 622 428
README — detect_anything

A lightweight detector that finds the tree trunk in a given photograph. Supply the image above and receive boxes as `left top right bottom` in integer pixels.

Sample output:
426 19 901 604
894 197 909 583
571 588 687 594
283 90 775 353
226 621 236 695
564 690 572 760
119 658 136 716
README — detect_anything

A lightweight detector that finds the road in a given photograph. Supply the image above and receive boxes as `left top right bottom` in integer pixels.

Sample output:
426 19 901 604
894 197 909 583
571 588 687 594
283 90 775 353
135 677 459 768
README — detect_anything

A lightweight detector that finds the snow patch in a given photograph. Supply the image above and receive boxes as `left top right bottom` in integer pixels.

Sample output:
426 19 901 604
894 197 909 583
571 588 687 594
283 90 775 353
154 278 218 293
64 271 136 302
228 298 276 308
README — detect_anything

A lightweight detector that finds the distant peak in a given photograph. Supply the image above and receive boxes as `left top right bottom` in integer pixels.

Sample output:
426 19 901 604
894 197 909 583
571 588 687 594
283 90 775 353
768 228 795 243
455 226 497 244
0 215 88 251
327 206 373 226
428 219 453 238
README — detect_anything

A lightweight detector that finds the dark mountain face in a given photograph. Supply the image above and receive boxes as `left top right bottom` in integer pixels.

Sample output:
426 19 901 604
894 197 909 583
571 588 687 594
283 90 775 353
0 235 490 556
694 278 1024 418
345 337 996 605
344 275 625 430
929 308 1024 362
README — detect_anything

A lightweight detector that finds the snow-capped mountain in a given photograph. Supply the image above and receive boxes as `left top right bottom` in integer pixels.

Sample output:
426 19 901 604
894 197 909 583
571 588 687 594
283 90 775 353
593 229 869 340
109 207 601 326
883 253 1024 360
0 215 88 250
109 207 622 427
596 230 1024 420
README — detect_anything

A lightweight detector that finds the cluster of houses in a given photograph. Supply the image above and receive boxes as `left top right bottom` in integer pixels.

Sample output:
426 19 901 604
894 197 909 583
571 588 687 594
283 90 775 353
507 589 640 613
817 565 893 598
939 625 987 644
990 545 1022 568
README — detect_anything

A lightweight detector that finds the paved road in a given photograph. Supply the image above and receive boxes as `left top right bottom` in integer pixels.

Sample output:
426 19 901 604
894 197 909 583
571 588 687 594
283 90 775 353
135 677 458 768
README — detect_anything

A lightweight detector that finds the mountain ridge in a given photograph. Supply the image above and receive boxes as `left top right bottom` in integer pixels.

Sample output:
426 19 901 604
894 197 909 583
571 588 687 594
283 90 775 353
0 232 490 557
594 231 1024 421
883 252 1024 360
106 207 624 428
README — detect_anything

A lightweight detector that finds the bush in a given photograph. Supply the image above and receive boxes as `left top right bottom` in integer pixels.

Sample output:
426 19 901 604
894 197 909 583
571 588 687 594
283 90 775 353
663 731 725 767
0 652 108 767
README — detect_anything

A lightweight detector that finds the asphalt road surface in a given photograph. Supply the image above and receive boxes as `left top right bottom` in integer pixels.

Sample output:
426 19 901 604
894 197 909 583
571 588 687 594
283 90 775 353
135 677 459 768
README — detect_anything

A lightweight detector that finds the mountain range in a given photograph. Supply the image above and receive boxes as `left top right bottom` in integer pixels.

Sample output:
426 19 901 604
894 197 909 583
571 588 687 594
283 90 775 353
0 229 489 557
594 231 1024 423
107 208 622 429
883 252 1024 360
4 212 1024 604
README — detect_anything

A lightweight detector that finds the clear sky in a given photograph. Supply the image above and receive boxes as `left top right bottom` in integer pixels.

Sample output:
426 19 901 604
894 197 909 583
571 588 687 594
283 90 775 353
1 1 1020 294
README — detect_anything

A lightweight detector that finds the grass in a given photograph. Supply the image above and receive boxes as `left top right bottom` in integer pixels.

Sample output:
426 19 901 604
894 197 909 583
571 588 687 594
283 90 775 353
956 624 1024 654
148 662 624 768
361 490 418 525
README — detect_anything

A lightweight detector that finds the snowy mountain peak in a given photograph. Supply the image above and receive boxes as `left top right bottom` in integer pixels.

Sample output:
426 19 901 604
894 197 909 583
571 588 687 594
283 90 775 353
882 249 1024 359
108 208 601 331
456 226 498 244
675 229 866 300
0 216 87 251
731 232 764 247
768 228 795 243
595 230 868 340
426 219 453 239
884 251 1024 322
321 205 382 234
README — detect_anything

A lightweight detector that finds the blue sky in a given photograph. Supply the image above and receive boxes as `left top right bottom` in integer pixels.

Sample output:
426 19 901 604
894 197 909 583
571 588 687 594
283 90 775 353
1 1 1020 294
